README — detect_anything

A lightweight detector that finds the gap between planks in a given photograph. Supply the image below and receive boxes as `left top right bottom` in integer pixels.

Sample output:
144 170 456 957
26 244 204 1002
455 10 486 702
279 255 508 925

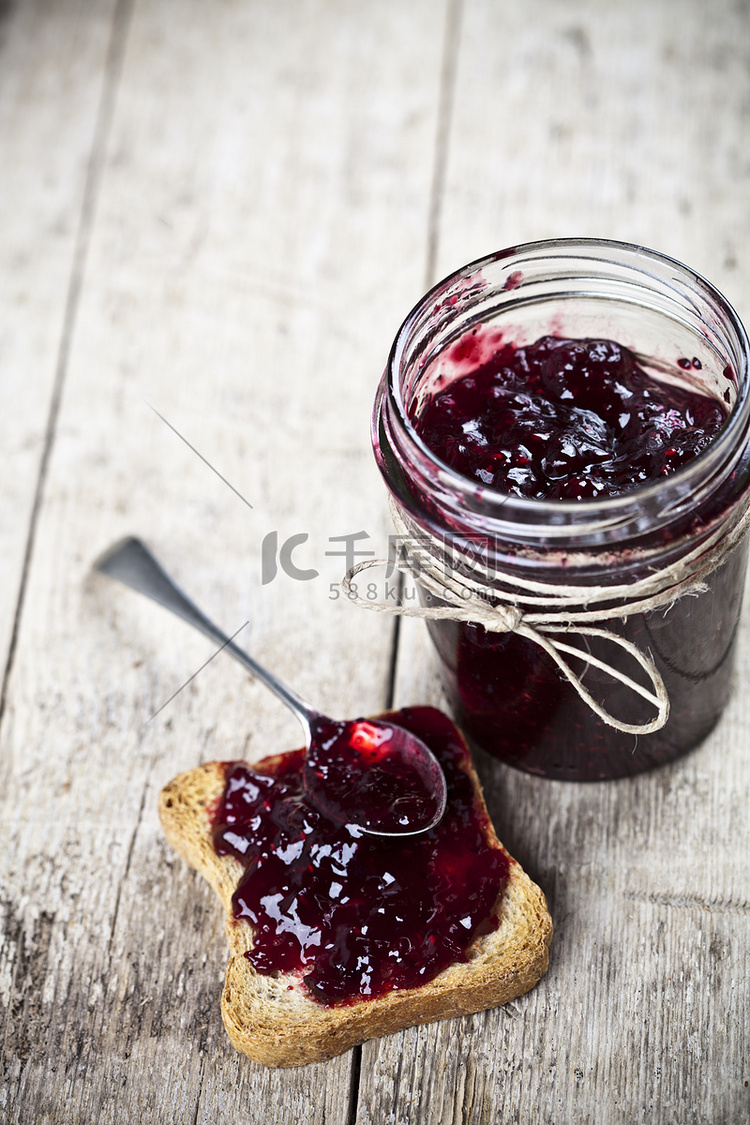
350 2 464 1119
0 0 135 731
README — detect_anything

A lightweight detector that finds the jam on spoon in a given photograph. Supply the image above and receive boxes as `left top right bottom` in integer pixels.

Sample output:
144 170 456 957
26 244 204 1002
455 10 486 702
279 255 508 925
305 715 442 834
94 537 447 835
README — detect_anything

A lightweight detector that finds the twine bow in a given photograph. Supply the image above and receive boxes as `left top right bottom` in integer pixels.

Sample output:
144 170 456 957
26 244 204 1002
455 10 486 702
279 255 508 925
341 497 750 737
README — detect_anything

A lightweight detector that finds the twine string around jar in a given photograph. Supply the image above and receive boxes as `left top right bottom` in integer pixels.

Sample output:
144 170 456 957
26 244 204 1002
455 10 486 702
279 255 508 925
341 497 750 737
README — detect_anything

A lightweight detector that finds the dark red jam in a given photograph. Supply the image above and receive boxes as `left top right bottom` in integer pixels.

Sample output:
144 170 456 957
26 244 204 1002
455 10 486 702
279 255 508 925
212 706 509 1004
303 715 442 834
414 335 726 500
407 335 747 780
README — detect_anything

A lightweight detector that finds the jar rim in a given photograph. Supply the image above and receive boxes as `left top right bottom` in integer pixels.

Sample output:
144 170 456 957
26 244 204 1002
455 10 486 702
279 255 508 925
380 238 750 537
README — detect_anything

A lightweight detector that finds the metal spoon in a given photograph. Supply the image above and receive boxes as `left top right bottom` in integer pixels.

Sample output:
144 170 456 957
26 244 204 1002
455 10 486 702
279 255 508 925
94 537 447 836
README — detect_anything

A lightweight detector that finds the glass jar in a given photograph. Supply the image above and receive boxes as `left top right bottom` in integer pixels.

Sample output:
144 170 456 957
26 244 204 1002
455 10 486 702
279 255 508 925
372 239 750 780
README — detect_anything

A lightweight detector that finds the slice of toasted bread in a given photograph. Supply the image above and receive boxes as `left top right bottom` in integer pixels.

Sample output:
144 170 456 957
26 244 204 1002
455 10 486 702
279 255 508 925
158 709 552 1068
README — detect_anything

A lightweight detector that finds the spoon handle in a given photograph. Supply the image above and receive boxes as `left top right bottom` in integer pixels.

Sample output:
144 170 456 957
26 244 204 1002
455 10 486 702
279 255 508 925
94 537 315 734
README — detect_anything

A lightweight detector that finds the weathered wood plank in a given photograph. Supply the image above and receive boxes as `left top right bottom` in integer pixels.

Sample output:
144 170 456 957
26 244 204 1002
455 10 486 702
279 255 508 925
4 0 750 1122
381 616 750 1124
435 0 750 311
1 0 447 1121
0 0 120 679
361 1 750 1123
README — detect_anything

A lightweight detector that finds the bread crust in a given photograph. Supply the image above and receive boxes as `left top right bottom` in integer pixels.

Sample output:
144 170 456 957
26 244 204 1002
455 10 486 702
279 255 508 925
158 715 553 1067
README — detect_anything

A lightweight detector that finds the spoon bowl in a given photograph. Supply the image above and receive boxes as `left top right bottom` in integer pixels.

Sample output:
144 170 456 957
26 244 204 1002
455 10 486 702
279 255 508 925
94 538 447 836
304 715 448 836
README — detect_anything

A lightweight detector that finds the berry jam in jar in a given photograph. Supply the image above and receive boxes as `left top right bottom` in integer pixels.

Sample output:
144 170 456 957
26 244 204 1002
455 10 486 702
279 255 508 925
372 240 750 780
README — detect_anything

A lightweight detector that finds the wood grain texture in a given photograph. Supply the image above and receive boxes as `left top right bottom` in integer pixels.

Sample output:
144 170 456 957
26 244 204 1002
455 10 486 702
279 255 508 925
385 619 750 1124
1 0 446 1121
435 0 750 316
0 0 119 675
2 0 750 1122
366 4 750 1122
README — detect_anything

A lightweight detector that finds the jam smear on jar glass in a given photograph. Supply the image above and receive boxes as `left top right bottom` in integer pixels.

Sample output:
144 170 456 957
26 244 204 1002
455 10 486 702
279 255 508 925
212 706 509 1005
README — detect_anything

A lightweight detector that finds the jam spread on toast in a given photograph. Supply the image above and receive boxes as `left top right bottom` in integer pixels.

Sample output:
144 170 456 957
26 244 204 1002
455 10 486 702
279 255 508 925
212 706 509 1005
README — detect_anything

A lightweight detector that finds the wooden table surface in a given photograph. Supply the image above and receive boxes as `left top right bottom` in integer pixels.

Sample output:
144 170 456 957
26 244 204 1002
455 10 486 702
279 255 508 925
2 1 749 1121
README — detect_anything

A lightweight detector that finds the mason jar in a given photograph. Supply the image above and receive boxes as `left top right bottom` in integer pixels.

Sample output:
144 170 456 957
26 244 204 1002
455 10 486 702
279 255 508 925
372 239 750 780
